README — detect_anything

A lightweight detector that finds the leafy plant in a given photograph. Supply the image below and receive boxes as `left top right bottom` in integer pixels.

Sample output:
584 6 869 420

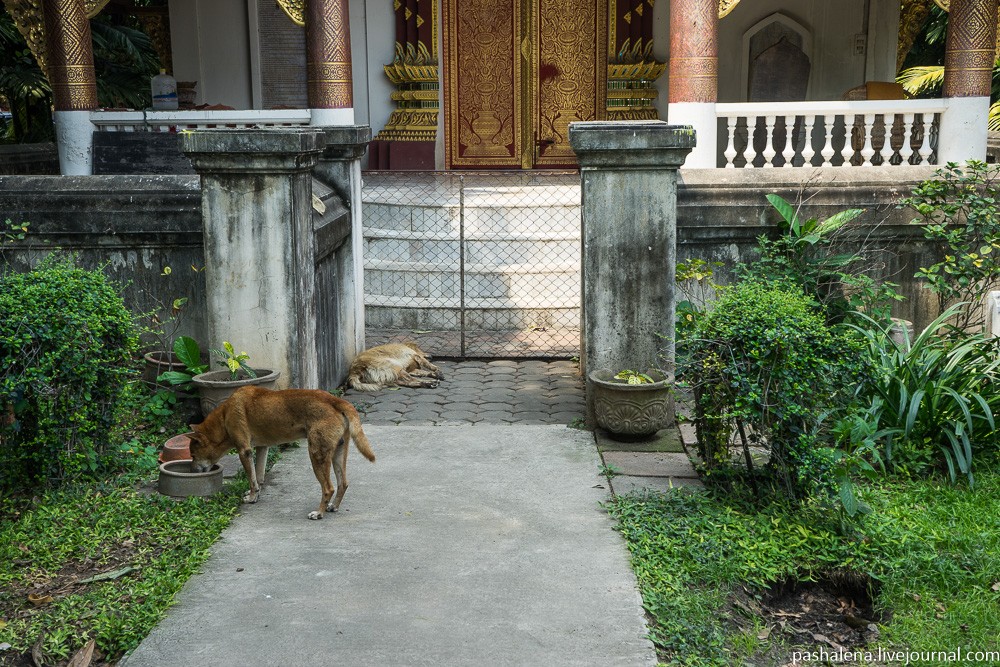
902 160 1000 332
683 280 866 503
156 335 208 389
0 254 140 490
212 341 257 381
676 257 723 335
848 304 1000 485
740 194 902 325
613 369 654 385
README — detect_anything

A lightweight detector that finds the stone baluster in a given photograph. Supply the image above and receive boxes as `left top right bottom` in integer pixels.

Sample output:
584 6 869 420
761 115 777 167
724 116 738 168
900 113 916 165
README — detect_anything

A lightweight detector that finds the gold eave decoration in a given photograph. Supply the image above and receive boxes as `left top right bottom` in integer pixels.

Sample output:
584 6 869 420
719 0 741 19
277 0 305 27
934 0 950 10
384 63 439 85
3 0 112 81
608 61 666 81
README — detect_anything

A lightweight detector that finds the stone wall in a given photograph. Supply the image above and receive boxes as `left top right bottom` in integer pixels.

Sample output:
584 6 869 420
0 143 60 175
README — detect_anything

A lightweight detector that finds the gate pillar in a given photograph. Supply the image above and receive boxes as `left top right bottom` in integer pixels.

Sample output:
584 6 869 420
568 121 694 425
180 128 325 389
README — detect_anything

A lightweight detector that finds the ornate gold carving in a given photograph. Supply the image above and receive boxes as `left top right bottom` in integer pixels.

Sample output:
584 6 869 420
935 0 950 10
535 0 604 166
137 11 172 75
277 0 305 27
5 0 111 86
42 0 99 110
944 0 998 98
306 0 353 108
718 0 740 18
606 61 663 119
443 0 521 167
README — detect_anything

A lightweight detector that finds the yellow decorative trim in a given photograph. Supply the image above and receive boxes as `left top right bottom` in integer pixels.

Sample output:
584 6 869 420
608 61 666 81
277 0 305 26
718 0 741 19
934 0 950 11
383 63 439 85
83 0 110 18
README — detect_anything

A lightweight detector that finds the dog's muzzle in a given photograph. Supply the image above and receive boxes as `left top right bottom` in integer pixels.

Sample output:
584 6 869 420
190 461 212 473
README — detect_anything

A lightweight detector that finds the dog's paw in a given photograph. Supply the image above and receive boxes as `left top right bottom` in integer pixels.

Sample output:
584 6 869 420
308 511 323 520
242 490 259 504
325 503 338 512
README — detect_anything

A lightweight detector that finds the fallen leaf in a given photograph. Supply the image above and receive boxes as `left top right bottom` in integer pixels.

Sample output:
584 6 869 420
78 566 137 585
992 582 1000 592
67 639 95 667
911 593 922 602
27 593 53 606
936 603 947 613
0 642 11 651
757 626 772 640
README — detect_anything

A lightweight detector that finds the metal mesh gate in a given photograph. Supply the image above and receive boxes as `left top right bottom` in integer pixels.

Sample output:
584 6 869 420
362 171 581 358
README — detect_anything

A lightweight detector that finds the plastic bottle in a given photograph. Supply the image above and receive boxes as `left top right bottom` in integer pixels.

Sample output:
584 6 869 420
151 69 178 111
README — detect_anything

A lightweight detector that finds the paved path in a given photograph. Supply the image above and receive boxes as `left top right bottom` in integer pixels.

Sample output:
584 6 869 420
121 425 657 667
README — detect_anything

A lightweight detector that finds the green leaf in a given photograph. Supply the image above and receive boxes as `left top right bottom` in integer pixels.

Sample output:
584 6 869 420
173 335 202 369
765 193 798 231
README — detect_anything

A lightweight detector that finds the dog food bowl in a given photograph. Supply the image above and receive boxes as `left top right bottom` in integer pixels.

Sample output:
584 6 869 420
159 432 193 463
158 460 223 498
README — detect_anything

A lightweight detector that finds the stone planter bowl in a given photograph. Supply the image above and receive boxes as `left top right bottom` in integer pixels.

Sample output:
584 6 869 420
191 368 281 416
588 368 675 441
158 460 223 497
142 351 186 390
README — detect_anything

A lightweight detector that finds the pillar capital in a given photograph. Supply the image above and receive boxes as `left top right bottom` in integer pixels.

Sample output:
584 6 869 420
568 121 696 169
180 128 326 174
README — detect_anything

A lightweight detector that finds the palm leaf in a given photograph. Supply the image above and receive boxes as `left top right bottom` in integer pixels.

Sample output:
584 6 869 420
897 65 944 96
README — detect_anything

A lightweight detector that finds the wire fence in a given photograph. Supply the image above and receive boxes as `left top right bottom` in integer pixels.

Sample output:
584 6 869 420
362 170 581 358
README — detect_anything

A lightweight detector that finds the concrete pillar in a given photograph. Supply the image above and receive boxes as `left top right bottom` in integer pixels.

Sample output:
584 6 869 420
568 120 694 423
42 0 98 175
180 128 326 389
306 0 355 126
667 0 717 168
939 0 998 163
312 125 372 381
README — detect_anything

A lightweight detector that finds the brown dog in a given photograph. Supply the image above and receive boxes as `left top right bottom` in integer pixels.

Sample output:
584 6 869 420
347 342 444 391
189 387 375 520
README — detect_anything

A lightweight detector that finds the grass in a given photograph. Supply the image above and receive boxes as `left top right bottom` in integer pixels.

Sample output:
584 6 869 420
0 389 249 666
608 465 1000 666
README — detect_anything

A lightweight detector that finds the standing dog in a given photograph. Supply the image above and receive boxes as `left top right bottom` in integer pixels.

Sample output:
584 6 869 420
347 342 444 391
189 387 375 520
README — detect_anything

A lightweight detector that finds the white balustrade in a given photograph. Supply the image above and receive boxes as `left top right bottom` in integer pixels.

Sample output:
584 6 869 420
716 99 946 168
90 109 312 133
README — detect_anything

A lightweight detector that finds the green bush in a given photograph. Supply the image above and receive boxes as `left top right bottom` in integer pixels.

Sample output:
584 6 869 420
849 304 1000 484
683 280 865 501
0 255 140 490
903 160 1000 332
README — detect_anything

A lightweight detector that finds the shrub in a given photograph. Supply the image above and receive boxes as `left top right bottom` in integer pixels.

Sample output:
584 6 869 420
683 280 865 500
739 194 902 325
902 160 1000 332
0 254 140 490
848 304 1000 484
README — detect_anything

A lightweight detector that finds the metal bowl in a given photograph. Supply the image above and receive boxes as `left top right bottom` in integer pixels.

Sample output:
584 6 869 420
157 460 223 498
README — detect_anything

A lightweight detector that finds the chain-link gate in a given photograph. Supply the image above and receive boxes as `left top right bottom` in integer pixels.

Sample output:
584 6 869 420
362 171 581 358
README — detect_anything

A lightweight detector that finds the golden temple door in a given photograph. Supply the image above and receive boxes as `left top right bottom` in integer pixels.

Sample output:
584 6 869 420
443 0 607 169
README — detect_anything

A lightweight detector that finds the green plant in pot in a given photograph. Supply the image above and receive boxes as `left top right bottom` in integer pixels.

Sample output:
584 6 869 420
142 296 190 390
191 341 281 416
588 367 675 441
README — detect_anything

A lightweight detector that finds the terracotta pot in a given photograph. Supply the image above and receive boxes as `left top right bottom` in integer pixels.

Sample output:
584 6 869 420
588 368 675 441
159 431 193 463
191 368 281 416
142 351 186 390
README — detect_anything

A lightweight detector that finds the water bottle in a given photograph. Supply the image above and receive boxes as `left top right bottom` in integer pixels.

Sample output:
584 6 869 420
151 69 178 111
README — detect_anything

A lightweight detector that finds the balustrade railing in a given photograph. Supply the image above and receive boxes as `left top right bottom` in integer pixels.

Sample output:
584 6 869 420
716 99 946 168
90 109 311 132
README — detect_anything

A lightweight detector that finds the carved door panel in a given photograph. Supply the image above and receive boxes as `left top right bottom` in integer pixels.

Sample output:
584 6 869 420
443 0 605 169
532 0 606 168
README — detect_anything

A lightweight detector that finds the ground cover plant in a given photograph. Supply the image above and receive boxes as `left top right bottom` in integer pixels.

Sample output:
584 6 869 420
610 468 1000 666
0 256 249 665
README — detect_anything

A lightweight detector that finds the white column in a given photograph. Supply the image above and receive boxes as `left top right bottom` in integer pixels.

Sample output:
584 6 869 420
667 102 717 168
938 96 990 164
54 111 96 175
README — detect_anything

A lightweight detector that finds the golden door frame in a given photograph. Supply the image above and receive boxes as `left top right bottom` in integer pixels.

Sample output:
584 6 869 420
442 0 607 169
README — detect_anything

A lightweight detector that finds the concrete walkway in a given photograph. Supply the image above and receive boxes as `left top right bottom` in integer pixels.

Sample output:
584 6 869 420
121 424 658 667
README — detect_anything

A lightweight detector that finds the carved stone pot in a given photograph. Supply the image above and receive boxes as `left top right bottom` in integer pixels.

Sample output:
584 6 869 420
588 369 675 441
191 369 281 417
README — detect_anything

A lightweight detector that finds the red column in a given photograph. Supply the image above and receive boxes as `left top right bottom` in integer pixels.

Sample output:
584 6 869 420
306 0 353 109
42 0 98 111
943 0 999 98
668 0 717 103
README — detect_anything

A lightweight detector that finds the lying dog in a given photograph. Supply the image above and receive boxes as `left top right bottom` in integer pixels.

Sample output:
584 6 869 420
347 342 444 391
189 387 375 520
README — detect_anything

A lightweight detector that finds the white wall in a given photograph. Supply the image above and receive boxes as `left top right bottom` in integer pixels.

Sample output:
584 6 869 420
169 0 253 109
351 0 397 134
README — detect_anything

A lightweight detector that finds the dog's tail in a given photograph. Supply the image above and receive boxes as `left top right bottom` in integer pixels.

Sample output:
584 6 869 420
347 372 384 393
336 398 376 463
